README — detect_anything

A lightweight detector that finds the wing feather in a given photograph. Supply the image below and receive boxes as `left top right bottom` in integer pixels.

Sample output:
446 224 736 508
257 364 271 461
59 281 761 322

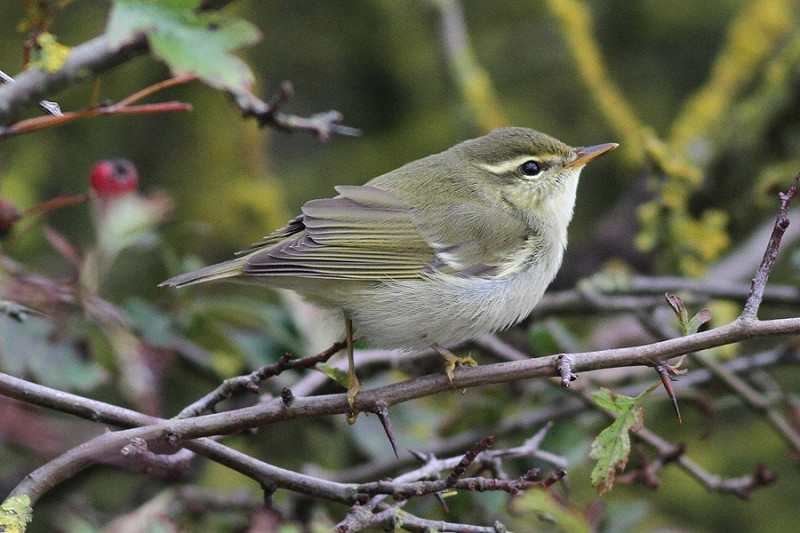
241 186 434 280
237 184 531 281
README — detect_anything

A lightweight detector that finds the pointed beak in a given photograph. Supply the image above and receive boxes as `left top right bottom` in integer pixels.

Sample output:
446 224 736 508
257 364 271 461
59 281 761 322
565 142 619 169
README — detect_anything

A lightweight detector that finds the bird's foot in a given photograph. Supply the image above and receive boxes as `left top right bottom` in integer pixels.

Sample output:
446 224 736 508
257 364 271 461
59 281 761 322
431 343 477 383
345 374 361 424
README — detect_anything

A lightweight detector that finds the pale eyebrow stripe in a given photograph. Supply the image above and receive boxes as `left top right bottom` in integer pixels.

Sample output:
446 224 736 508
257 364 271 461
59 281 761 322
475 155 560 175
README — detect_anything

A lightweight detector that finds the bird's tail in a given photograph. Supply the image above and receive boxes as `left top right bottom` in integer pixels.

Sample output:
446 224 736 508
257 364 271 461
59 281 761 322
159 257 244 288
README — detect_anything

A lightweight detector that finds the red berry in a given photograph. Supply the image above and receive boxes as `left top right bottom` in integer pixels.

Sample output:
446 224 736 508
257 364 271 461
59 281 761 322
90 159 139 199
0 199 21 237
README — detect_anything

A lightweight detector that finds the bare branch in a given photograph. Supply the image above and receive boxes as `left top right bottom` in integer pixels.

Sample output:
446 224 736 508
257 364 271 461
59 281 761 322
632 426 777 499
177 341 346 418
237 81 361 141
741 174 800 320
446 436 494 487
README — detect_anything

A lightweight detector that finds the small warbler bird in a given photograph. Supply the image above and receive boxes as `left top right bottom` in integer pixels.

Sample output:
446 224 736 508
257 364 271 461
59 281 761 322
161 127 617 411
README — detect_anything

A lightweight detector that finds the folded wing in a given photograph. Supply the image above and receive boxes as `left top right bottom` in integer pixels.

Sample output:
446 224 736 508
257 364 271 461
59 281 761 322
241 186 435 280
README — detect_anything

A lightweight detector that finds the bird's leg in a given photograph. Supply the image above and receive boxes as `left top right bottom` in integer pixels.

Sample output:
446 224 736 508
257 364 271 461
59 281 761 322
344 313 360 424
431 342 477 382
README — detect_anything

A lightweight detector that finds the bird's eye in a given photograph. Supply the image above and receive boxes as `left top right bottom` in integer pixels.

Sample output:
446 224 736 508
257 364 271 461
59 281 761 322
520 160 541 176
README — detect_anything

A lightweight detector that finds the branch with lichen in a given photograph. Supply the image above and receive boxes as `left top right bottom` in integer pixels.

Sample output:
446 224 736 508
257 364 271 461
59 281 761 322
429 0 508 133
546 0 648 164
549 0 799 276
668 0 794 156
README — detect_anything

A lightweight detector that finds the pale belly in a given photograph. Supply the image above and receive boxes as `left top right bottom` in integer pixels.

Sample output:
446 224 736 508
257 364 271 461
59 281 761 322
309 267 555 350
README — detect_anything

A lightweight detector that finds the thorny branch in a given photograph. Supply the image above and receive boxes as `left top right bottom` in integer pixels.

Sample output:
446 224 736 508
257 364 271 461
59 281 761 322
0 34 148 126
0 68 61 117
2 315 800 508
177 341 346 418
0 3 798 531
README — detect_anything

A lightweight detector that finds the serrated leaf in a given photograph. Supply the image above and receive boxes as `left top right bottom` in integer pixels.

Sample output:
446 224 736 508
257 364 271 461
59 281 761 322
316 363 350 389
591 387 636 414
106 0 262 97
589 405 643 494
589 385 657 494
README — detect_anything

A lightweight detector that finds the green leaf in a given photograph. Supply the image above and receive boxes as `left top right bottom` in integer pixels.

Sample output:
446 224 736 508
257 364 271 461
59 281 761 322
590 387 636 413
0 316 108 391
588 386 657 494
106 0 262 98
316 363 350 389
686 308 712 335
589 403 642 494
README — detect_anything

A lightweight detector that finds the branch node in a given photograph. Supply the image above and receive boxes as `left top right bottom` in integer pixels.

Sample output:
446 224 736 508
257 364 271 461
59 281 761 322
120 437 148 456
555 354 577 387
280 387 294 407
662 442 686 464
163 431 180 448
239 82 360 141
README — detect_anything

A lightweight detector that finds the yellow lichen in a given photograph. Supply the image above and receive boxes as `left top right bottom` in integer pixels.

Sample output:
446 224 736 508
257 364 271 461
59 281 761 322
0 495 33 533
30 32 70 73
669 0 793 154
547 0 647 164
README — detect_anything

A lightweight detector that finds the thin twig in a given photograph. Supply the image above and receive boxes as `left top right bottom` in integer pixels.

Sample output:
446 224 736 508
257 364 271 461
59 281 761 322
741 173 799 320
637 297 800 457
633 426 777 499
116 74 198 106
0 99 192 138
237 81 361 141
446 437 494 487
177 341 346 418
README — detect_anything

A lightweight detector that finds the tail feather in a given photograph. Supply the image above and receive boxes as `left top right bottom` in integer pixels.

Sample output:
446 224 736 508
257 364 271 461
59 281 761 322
159 257 245 288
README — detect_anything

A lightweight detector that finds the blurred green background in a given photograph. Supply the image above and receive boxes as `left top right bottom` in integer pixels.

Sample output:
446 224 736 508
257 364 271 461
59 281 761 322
2 1 800 531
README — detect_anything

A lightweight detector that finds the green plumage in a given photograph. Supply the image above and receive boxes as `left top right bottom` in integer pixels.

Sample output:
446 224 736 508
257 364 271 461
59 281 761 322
160 127 617 351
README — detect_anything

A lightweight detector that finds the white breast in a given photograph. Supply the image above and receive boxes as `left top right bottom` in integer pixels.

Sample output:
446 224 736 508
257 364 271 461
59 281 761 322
342 240 565 350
